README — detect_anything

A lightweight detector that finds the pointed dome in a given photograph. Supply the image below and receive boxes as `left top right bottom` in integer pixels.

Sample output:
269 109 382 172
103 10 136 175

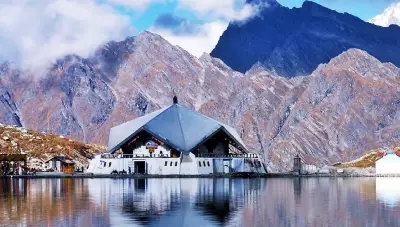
107 104 247 154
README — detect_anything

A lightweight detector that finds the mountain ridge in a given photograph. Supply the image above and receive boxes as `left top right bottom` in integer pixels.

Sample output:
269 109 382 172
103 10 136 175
0 32 399 172
211 0 400 78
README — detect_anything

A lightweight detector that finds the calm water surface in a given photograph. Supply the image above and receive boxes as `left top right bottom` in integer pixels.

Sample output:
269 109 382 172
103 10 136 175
0 177 400 227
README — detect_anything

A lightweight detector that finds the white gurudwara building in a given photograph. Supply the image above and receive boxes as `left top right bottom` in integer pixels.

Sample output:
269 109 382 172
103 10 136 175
87 97 266 175
375 150 400 175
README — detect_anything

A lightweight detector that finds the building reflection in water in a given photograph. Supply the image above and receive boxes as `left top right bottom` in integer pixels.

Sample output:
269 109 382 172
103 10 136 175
3 177 400 227
86 178 265 226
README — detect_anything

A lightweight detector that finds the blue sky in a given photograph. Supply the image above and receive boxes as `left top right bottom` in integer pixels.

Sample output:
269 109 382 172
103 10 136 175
0 0 397 69
123 0 396 32
110 0 397 56
280 0 394 21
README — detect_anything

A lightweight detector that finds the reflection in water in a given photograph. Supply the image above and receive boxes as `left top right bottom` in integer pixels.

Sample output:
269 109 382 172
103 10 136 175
0 178 110 226
376 177 400 208
1 177 400 226
89 178 264 226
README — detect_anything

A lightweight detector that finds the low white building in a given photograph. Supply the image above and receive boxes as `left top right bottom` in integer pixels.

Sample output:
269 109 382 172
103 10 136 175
86 97 266 175
376 150 400 174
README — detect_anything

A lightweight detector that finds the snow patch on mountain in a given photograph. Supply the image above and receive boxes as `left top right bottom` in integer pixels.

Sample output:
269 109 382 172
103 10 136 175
369 2 400 27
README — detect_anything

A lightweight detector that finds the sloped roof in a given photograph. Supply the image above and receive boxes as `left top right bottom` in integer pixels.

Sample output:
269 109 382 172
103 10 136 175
46 156 74 164
108 104 247 154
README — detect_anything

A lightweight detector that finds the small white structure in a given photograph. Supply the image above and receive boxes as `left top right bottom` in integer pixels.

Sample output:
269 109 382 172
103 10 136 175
376 150 400 174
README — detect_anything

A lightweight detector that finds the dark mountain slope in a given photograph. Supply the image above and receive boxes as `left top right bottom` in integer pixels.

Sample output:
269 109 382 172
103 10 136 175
211 0 400 77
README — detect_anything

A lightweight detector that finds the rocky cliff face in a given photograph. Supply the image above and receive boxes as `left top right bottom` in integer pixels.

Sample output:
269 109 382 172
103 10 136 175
211 0 400 78
264 49 400 170
0 32 399 172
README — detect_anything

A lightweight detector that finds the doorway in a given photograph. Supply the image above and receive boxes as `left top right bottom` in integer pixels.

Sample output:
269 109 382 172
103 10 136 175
223 160 231 173
134 161 146 174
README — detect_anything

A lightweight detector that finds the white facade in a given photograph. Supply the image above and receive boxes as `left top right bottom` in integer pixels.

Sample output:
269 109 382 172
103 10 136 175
86 147 266 175
376 151 400 174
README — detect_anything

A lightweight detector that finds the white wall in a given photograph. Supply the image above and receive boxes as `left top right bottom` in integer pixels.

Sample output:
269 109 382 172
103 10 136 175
86 153 266 175
196 158 213 175
179 153 198 175
87 157 181 175
376 154 400 174
146 158 180 175
86 155 101 173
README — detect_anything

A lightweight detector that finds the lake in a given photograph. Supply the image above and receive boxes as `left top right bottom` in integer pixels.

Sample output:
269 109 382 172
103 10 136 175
0 177 399 226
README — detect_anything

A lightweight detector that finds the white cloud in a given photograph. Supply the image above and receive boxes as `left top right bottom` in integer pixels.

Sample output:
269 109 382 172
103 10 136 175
150 21 228 57
0 0 133 71
369 2 400 27
105 0 169 11
177 0 265 21
149 0 269 57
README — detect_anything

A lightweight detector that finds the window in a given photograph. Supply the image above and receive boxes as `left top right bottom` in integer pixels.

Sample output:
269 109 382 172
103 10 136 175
103 162 107 167
199 161 202 167
175 162 178 166
203 161 206 167
170 162 173 166
109 162 112 167
207 161 210 167
164 161 168 166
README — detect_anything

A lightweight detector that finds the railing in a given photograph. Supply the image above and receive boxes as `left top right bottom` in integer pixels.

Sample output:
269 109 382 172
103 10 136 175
196 153 259 158
101 154 177 159
101 153 259 159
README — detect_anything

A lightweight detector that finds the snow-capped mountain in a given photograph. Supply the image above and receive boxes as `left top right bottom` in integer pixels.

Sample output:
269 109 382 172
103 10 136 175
369 2 400 27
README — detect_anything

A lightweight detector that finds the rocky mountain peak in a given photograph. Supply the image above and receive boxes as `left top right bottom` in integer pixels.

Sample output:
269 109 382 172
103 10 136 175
300 1 339 17
211 1 400 78
301 0 327 9
325 49 380 69
135 30 168 44
323 49 400 79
